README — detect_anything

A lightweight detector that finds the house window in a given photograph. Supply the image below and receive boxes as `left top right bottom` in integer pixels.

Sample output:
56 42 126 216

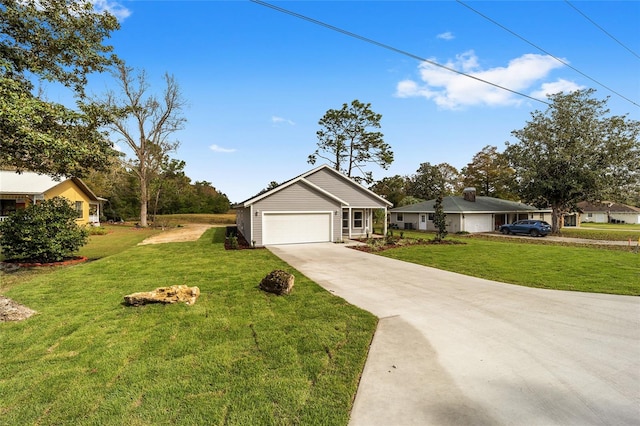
587 213 593 218
75 201 83 218
353 211 363 228
1 200 16 216
342 211 349 229
397 213 404 221
421 215 426 223
428 213 435 221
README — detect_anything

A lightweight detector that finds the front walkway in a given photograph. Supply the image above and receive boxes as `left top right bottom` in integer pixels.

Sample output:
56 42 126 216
268 242 640 426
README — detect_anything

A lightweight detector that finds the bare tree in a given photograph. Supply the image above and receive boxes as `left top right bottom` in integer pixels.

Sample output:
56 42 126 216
98 63 186 226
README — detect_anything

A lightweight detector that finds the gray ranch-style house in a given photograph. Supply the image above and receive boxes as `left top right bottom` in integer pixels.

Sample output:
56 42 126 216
390 188 541 233
233 165 393 246
578 201 640 224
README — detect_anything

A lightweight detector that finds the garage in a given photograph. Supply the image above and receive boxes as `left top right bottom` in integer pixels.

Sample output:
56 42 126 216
463 214 493 233
262 212 332 245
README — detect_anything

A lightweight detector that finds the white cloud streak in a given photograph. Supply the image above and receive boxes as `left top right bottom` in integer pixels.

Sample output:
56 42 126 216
437 31 455 41
91 0 131 21
209 144 236 153
271 116 295 126
396 50 578 109
530 79 585 99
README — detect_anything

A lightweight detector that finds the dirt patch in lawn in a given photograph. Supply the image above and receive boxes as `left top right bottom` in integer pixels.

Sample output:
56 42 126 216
138 224 218 245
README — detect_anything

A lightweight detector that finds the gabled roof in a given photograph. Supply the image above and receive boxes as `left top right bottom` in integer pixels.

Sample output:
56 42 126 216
0 171 101 201
233 164 393 208
391 196 537 214
578 201 640 214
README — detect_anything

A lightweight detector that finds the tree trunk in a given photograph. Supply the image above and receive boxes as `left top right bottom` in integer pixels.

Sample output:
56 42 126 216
550 203 563 234
139 170 148 227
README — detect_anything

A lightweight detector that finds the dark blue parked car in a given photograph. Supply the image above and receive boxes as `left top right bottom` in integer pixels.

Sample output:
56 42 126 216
499 220 551 237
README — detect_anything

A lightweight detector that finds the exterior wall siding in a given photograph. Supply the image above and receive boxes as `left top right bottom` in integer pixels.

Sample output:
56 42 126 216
305 168 388 207
392 212 420 231
235 206 252 243
583 212 640 224
252 182 341 246
45 181 92 224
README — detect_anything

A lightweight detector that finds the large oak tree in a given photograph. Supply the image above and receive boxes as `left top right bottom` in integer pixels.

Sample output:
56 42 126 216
505 89 640 233
461 145 517 200
407 162 462 200
0 0 120 176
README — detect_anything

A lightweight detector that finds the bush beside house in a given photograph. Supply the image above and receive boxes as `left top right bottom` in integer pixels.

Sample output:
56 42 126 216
0 197 89 263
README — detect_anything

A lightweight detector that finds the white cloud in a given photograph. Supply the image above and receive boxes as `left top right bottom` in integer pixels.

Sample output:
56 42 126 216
91 0 131 21
530 79 585 99
271 116 295 126
209 144 236 153
437 32 455 41
395 50 573 109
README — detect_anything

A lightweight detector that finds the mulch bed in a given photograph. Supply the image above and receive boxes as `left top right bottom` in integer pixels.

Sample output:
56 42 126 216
349 237 465 253
0 256 88 269
224 233 264 250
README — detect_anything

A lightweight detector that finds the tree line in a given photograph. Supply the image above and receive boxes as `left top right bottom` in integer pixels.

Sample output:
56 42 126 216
370 145 518 208
310 93 639 234
82 159 230 222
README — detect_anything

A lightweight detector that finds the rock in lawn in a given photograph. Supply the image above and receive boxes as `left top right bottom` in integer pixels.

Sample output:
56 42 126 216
124 285 200 306
260 270 294 295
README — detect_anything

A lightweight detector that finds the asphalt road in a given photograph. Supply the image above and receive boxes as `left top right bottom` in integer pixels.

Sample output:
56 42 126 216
268 242 640 426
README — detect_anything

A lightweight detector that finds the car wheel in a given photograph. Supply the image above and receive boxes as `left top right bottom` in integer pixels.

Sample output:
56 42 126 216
530 229 540 237
501 228 510 235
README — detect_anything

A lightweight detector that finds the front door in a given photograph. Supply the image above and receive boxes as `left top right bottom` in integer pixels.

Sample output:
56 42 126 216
419 214 427 230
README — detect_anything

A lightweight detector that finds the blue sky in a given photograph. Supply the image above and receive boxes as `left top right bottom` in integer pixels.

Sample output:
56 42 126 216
76 1 640 202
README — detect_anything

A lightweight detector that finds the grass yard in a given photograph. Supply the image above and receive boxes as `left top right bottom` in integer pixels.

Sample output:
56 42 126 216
379 236 640 296
0 228 377 425
560 227 640 241
1 225 163 293
580 222 640 231
152 213 236 226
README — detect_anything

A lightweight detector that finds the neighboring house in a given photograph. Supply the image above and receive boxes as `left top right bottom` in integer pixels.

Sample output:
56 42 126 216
233 165 393 246
0 171 105 225
578 201 640 224
390 188 543 233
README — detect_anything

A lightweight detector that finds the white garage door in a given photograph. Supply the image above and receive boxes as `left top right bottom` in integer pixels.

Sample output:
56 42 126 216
464 214 493 233
263 212 332 245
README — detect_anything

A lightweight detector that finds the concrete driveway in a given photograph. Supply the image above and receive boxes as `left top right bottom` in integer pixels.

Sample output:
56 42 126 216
268 243 640 426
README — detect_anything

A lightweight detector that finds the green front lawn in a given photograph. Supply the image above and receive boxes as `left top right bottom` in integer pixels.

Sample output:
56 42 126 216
560 227 640 241
580 222 640 231
379 236 640 295
1 228 376 425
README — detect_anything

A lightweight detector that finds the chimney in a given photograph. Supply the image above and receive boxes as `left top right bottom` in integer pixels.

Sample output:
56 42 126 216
463 187 476 202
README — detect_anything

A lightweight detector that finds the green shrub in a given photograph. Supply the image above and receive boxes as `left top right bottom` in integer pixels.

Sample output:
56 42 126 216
0 197 89 262
229 236 239 249
87 226 109 235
